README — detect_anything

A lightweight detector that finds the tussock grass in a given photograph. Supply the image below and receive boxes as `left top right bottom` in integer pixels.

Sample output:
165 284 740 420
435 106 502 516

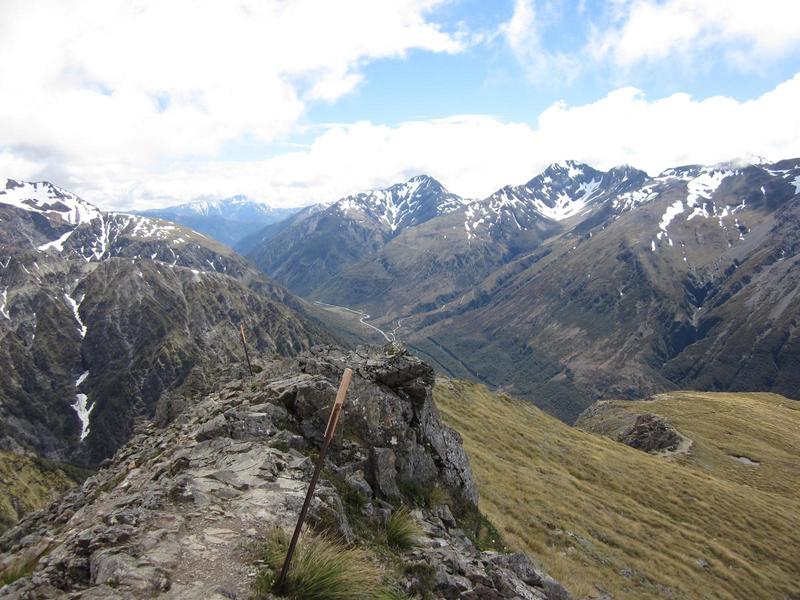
0 542 50 587
434 379 800 600
385 507 421 551
254 527 397 600
0 450 78 534
0 559 35 588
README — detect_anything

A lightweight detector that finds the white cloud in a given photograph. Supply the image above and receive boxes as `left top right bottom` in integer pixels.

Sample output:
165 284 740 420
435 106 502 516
26 73 800 210
591 0 800 68
2 0 800 211
502 0 800 80
0 152 44 182
500 0 580 82
0 0 460 166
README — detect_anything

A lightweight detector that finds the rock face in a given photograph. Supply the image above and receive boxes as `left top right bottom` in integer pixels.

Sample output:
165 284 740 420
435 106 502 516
616 414 683 453
0 345 568 599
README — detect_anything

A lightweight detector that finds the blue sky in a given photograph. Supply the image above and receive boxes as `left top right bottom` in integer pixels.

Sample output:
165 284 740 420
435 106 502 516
309 0 800 128
1 0 799 209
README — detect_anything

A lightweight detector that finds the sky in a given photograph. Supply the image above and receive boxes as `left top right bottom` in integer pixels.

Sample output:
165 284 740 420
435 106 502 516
1 0 800 210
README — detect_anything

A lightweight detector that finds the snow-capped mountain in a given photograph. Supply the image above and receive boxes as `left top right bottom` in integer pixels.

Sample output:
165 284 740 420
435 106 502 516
244 175 465 295
239 157 800 426
159 194 274 217
0 179 332 467
400 158 800 421
333 175 465 233
0 179 249 272
133 194 299 247
462 161 648 239
0 179 102 226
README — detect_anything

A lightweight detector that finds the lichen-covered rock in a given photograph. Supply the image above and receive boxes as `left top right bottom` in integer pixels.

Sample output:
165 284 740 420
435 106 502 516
617 413 683 453
0 344 565 599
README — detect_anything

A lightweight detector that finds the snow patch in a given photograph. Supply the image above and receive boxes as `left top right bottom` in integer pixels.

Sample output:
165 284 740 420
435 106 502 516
38 228 75 252
0 288 9 319
658 200 684 238
71 370 94 442
64 291 87 337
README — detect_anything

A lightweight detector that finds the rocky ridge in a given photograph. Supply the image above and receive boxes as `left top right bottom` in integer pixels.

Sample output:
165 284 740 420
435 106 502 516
0 345 569 599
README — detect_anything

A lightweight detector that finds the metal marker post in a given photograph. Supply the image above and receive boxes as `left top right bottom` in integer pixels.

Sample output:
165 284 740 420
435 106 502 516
239 323 253 376
276 367 353 591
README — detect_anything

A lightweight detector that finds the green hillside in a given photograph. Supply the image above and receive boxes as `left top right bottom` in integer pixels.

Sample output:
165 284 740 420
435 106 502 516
0 451 85 533
434 380 800 599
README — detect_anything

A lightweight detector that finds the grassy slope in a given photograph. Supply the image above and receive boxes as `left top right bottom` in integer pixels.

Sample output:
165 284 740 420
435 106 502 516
434 380 800 600
0 451 82 533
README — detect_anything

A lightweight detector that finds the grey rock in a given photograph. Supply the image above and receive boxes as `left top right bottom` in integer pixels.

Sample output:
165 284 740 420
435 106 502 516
369 447 401 498
434 504 457 530
345 472 373 499
195 414 229 441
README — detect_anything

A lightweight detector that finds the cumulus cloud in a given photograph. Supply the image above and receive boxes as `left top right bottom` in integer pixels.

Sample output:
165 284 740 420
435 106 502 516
2 0 799 210
591 0 800 68
502 0 800 79
500 0 580 82
0 0 460 166
30 73 800 210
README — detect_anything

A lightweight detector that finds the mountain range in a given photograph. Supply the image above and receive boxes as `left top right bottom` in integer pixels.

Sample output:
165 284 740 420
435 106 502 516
0 179 333 467
1 165 799 599
242 159 800 421
133 195 299 247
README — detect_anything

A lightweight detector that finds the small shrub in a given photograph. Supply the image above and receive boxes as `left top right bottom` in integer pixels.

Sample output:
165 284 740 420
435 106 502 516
385 507 421 551
0 550 43 587
254 527 389 600
377 587 411 600
451 497 507 553
402 562 437 600
426 484 451 509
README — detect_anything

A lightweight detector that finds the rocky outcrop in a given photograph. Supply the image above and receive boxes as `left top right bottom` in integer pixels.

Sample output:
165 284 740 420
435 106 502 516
0 345 568 599
577 401 690 457
616 413 683 453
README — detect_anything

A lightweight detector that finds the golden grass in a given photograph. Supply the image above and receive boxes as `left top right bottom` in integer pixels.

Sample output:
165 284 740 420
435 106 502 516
434 380 800 600
0 450 77 533
254 527 401 600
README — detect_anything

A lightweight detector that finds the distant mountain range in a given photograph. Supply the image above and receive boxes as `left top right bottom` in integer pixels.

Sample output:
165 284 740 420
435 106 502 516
133 195 299 247
242 159 800 421
0 179 332 466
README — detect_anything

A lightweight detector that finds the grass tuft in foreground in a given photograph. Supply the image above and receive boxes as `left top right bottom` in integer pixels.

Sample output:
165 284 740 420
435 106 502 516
253 527 403 600
385 507 421 551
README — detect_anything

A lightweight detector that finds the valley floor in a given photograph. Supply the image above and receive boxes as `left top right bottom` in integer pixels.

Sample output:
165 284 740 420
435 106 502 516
435 381 800 600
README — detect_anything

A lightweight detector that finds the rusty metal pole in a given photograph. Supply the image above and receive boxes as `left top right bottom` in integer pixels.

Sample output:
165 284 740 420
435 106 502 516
276 367 353 592
238 323 253 376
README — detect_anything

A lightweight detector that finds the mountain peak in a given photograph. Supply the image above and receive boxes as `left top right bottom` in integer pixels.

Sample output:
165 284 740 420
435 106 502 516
0 178 101 227
542 160 587 179
333 175 463 233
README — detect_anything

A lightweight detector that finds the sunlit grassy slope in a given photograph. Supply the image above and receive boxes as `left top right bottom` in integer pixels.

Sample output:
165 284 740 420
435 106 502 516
0 451 82 533
434 380 800 600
